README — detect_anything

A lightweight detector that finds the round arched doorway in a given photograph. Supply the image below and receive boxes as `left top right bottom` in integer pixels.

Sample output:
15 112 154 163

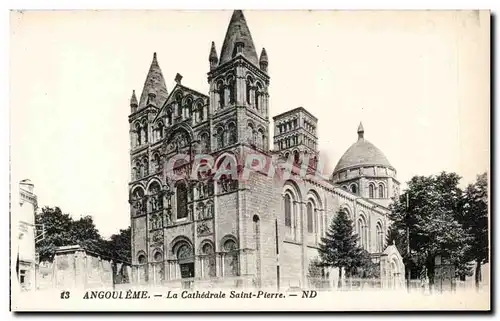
175 242 195 279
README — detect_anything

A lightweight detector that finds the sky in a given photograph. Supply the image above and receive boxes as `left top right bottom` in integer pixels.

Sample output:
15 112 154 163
10 10 490 238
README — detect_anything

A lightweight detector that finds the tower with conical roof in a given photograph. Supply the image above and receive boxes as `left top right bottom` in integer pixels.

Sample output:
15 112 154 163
207 10 270 151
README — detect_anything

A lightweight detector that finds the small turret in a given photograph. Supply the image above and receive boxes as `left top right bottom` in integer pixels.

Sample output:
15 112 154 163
259 47 268 72
130 90 138 113
209 41 218 70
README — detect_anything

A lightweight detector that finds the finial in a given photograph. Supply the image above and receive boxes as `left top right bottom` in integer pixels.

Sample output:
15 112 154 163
357 122 364 140
130 90 138 111
259 48 268 72
209 42 219 70
175 73 183 85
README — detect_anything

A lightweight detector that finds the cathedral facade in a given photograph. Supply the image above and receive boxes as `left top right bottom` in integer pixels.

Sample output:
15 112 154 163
128 10 403 289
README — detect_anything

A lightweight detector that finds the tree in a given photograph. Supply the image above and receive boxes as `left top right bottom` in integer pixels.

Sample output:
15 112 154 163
105 227 131 263
318 209 365 288
459 172 488 289
35 207 74 261
389 172 472 290
35 206 130 263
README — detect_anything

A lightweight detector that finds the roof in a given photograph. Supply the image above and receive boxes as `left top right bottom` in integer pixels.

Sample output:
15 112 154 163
333 123 392 173
219 10 259 66
139 53 169 109
273 107 318 122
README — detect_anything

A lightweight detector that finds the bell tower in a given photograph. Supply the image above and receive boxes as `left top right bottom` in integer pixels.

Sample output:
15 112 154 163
207 10 270 152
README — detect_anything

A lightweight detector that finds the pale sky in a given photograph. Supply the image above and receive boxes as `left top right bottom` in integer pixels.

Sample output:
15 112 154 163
10 10 490 238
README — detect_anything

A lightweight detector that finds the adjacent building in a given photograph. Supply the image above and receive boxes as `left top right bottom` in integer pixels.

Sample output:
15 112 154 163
15 179 38 291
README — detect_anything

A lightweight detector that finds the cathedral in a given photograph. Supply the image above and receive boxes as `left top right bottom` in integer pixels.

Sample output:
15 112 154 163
128 10 404 289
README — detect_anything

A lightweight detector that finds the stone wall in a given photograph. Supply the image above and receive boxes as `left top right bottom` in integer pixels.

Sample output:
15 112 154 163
36 245 131 290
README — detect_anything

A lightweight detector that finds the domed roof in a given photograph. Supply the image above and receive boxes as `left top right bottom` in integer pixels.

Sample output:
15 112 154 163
333 123 392 174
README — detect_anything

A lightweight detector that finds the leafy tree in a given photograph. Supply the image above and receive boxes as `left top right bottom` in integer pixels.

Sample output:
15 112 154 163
389 172 472 290
459 172 488 288
35 207 74 261
318 209 365 288
105 227 131 263
35 206 131 264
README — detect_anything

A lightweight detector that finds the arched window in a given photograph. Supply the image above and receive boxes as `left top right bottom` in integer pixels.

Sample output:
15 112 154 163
350 184 358 194
223 239 239 277
176 182 188 219
185 97 193 119
200 132 210 153
247 123 255 145
284 194 292 228
141 122 148 144
378 184 385 198
255 82 263 110
357 216 368 249
216 126 225 149
357 218 364 249
258 129 265 149
228 77 236 104
307 202 314 233
227 122 237 145
197 102 204 122
294 150 300 165
138 254 147 264
167 111 173 126
376 222 384 252
246 78 253 105
217 81 225 108
157 122 164 140
135 123 142 146
143 157 149 177
176 93 183 117
369 184 375 198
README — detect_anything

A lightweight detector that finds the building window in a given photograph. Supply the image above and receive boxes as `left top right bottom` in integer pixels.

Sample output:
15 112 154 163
369 184 375 198
138 254 147 264
378 184 384 198
19 270 26 285
284 194 292 228
217 81 225 109
350 184 358 194
216 127 225 149
376 222 384 252
176 182 188 219
307 202 314 233
357 216 368 249
227 122 237 145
